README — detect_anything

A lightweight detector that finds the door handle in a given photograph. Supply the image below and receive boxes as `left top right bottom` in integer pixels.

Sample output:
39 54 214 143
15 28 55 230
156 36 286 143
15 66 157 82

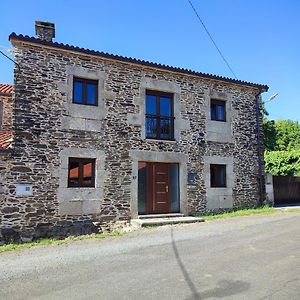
166 185 169 193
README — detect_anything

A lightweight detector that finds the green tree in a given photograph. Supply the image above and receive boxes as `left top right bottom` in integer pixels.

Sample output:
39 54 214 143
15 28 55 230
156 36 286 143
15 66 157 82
274 120 300 151
263 119 277 151
264 150 300 176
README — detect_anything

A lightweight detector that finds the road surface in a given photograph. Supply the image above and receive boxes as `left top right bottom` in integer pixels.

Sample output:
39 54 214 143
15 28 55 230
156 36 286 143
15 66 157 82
0 212 300 299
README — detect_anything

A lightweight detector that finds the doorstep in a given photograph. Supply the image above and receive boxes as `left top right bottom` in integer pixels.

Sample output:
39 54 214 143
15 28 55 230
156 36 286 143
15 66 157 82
138 213 184 219
131 216 205 227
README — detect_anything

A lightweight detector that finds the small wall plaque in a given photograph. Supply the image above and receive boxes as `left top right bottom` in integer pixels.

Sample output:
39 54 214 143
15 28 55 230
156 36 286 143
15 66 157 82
16 184 33 196
187 172 197 184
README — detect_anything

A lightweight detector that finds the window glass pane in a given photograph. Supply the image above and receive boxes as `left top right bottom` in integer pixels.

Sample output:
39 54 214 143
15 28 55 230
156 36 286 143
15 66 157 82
219 166 226 186
210 166 216 186
211 104 216 120
160 96 171 116
82 161 93 185
160 118 172 139
170 163 180 213
210 164 226 187
146 116 157 138
87 82 97 105
73 81 83 103
217 104 225 121
138 162 147 214
69 160 80 186
146 95 157 115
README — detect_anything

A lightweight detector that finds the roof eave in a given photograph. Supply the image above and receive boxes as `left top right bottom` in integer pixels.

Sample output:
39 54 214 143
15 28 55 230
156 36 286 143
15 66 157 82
9 32 269 92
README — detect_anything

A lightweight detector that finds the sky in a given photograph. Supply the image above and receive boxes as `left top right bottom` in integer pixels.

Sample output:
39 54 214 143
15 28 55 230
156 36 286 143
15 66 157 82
1 0 299 122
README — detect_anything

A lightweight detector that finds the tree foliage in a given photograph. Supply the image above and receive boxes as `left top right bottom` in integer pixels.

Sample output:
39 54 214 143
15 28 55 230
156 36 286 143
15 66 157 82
264 150 300 176
263 119 300 151
263 119 277 151
263 119 300 176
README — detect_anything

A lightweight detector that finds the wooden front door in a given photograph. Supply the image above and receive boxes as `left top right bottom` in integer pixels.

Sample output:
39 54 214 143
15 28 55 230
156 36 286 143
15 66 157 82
147 163 170 214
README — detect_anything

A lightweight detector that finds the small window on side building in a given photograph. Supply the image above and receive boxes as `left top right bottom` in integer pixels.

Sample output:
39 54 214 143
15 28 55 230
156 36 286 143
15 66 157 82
211 99 226 121
210 164 226 187
73 77 98 106
68 158 96 188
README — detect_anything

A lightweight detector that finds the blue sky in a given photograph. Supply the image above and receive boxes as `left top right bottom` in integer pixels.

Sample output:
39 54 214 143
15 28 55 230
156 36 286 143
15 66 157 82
1 0 299 121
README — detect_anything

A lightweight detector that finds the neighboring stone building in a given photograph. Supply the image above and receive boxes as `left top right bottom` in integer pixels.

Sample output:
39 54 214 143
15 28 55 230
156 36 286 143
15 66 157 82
0 84 13 131
0 21 268 242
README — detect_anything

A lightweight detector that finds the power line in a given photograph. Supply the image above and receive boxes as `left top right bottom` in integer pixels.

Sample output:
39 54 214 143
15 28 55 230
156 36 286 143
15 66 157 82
0 50 21 79
187 0 238 79
0 50 16 65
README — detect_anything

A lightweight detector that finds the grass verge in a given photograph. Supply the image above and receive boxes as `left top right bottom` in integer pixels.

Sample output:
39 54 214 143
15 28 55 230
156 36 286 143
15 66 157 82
0 231 122 253
201 205 300 221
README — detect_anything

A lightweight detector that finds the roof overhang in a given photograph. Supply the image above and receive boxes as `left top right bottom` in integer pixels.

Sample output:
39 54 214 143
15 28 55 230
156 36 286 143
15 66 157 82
9 33 269 92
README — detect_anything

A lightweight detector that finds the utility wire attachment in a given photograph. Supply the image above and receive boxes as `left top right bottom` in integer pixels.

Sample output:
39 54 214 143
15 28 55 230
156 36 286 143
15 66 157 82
187 0 238 79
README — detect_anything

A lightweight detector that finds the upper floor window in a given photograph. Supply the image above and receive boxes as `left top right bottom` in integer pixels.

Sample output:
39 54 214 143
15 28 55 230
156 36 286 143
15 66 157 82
145 90 174 140
210 164 226 187
68 157 96 188
73 77 98 106
211 99 226 122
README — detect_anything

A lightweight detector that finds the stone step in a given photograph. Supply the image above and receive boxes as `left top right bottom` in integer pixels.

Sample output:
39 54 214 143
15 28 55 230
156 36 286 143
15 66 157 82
131 216 205 227
138 213 184 219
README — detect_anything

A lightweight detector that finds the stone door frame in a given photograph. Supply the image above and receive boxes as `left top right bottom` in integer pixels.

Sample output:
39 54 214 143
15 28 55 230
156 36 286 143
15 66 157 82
130 150 188 218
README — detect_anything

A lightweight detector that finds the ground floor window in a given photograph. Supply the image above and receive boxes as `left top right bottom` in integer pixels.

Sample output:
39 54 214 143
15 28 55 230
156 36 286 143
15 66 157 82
210 164 226 187
138 162 180 214
68 157 95 188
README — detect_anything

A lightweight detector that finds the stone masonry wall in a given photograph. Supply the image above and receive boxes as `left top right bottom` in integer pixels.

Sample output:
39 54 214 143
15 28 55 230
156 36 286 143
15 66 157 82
0 40 265 242
0 94 13 130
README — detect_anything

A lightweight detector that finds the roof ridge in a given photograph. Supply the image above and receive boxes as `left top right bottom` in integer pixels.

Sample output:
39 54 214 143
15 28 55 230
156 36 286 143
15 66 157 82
9 32 268 91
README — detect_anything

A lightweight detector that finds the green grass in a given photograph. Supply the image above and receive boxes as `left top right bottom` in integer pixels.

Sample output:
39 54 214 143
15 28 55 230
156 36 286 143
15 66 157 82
0 231 122 253
201 206 277 220
2 207 300 253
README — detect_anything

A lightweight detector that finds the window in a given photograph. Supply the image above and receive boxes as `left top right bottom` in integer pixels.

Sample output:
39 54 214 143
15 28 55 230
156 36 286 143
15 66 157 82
211 99 226 121
73 77 98 106
210 164 226 187
145 90 174 140
68 158 96 188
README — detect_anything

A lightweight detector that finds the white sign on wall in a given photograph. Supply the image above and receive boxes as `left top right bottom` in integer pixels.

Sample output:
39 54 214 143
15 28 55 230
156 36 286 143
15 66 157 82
16 184 33 196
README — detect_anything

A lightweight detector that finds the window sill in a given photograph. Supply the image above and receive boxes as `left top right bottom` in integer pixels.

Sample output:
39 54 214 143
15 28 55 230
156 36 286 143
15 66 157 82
210 186 228 189
210 119 227 123
67 186 96 189
72 101 98 107
145 138 177 143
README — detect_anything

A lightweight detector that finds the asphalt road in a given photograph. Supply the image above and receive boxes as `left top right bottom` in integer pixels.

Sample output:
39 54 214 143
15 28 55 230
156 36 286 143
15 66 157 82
0 212 300 300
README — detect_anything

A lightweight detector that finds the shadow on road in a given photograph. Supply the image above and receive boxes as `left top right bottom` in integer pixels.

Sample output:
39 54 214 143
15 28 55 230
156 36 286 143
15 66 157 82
170 227 250 300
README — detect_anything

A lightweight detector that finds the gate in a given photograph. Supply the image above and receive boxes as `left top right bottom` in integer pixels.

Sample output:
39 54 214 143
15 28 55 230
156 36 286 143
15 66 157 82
273 176 300 205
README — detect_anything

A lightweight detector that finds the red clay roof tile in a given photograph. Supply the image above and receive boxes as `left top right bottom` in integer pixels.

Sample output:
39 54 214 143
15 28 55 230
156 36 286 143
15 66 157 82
0 131 13 149
0 84 13 95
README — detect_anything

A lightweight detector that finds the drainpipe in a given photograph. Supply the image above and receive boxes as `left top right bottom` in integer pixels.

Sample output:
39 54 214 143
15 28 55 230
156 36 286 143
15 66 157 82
255 90 265 206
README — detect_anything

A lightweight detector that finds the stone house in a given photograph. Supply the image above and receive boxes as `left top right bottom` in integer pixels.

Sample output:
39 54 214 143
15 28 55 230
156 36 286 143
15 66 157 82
0 84 13 132
0 21 268 242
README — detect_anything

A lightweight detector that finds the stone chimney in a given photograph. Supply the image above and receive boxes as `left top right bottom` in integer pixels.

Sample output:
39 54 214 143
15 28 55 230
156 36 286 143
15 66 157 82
35 21 55 42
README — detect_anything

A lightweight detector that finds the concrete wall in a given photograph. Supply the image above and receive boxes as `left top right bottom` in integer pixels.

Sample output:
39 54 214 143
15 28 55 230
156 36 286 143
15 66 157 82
265 173 274 205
